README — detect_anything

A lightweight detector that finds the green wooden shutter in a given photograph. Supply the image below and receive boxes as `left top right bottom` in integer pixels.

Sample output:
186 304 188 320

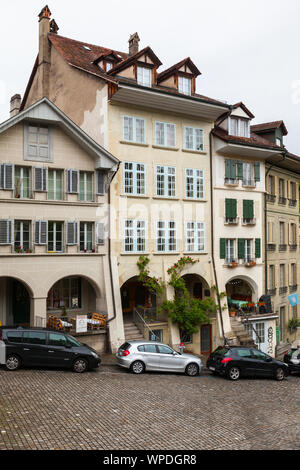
238 161 243 180
254 162 260 182
225 160 231 179
230 160 237 179
255 238 261 258
243 200 254 219
225 199 237 218
220 238 226 259
238 238 245 259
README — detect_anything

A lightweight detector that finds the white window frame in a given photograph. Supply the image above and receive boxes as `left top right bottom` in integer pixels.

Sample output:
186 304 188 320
156 221 177 253
48 221 63 253
155 165 176 197
123 116 145 144
185 169 204 199
186 222 205 253
124 220 146 253
79 171 94 202
228 116 250 138
178 76 191 95
155 121 176 148
48 169 63 200
244 239 252 262
80 222 94 252
226 239 235 263
67 169 79 194
184 126 204 152
14 220 31 252
123 162 146 195
137 67 152 87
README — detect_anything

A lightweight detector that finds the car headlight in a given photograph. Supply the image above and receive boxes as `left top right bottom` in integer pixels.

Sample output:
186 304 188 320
91 352 100 359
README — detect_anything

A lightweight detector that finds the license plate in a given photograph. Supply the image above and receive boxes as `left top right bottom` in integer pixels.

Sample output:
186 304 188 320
209 366 215 371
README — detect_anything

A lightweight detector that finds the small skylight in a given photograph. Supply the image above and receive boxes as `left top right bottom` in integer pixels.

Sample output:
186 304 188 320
83 45 91 51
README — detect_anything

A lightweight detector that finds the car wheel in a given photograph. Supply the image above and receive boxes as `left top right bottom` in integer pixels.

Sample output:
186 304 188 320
131 360 145 374
5 354 21 371
73 358 88 373
185 363 199 377
227 366 240 381
275 367 285 381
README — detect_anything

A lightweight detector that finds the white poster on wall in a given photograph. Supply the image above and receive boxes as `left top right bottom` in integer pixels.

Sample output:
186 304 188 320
76 315 87 333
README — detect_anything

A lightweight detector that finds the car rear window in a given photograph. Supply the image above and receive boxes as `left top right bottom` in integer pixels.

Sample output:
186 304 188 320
236 348 252 358
119 342 131 350
212 346 230 357
6 331 23 343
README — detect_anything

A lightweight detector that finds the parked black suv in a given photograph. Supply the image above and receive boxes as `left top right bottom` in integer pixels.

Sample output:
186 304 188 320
206 346 288 381
0 327 101 373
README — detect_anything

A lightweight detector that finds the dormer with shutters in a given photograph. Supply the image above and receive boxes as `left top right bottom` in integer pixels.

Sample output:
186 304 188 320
157 58 201 96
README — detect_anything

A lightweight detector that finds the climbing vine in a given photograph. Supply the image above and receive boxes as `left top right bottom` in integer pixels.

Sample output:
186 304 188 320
137 255 165 295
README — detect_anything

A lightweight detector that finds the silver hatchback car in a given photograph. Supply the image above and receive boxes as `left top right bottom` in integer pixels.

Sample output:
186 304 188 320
116 340 203 376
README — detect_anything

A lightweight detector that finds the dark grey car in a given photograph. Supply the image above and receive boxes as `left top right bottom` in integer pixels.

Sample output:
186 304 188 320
116 340 202 376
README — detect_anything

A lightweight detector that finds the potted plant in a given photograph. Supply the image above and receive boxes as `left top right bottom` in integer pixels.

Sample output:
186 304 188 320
229 309 236 317
288 318 300 332
15 245 22 253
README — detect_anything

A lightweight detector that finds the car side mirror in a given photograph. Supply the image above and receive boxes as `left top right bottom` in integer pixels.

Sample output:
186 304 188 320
65 342 72 348
265 357 272 362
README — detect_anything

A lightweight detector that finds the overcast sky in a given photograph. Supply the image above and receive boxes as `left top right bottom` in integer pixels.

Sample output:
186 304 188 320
1 0 300 153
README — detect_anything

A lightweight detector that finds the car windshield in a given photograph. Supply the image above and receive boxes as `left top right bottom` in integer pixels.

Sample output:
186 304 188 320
67 335 82 347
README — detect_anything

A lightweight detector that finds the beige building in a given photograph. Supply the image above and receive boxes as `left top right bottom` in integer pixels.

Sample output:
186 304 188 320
0 97 119 352
20 6 232 354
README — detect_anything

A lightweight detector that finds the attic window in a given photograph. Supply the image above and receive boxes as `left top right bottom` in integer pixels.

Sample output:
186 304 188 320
83 46 91 51
229 117 250 138
137 67 152 87
178 76 191 96
106 61 113 72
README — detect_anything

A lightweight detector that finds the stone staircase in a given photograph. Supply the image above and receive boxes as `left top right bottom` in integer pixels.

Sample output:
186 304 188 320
230 317 256 347
124 321 144 341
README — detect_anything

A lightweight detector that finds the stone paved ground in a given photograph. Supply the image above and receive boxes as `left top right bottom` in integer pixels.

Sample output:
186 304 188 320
0 363 299 450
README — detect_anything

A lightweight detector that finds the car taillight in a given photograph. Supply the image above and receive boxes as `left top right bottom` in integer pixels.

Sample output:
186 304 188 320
221 357 233 364
122 350 130 356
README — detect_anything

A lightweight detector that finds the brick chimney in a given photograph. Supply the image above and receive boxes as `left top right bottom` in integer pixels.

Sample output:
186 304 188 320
38 5 51 98
128 33 140 56
10 94 21 117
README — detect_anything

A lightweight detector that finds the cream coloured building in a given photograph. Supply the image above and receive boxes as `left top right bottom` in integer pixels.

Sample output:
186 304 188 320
0 97 119 352
20 6 232 354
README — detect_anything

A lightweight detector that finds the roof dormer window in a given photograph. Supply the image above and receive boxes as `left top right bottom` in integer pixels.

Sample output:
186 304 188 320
106 61 113 72
137 66 152 87
178 76 191 96
229 117 250 138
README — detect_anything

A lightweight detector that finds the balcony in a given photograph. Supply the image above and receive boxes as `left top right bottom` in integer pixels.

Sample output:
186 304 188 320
266 194 276 203
267 244 276 252
242 218 256 226
267 288 277 296
279 244 287 252
278 197 287 205
279 286 288 295
289 244 297 252
224 178 239 187
289 285 298 293
242 179 256 188
224 217 239 225
288 199 297 207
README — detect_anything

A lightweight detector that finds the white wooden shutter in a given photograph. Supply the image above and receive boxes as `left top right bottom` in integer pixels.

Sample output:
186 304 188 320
0 220 12 244
96 223 105 245
34 168 47 191
34 221 47 245
66 222 78 245
67 170 79 193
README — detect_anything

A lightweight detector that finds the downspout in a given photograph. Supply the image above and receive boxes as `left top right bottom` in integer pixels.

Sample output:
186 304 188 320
106 162 121 325
264 150 287 293
209 130 227 345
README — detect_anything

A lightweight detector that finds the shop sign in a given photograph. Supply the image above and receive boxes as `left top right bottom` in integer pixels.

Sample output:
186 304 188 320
76 315 87 333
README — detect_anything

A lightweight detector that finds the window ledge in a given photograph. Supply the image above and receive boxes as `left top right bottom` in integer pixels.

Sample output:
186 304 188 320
119 140 149 148
153 196 179 201
152 145 179 151
121 194 150 199
182 148 207 155
153 252 180 256
121 252 149 256
183 198 207 202
183 252 207 255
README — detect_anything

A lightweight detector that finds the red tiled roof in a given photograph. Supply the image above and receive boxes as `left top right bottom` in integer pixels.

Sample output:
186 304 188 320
213 126 283 150
157 57 201 83
232 102 255 119
251 120 288 136
107 46 162 75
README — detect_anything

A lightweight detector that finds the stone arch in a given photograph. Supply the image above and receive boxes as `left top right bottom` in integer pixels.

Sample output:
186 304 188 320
45 272 102 300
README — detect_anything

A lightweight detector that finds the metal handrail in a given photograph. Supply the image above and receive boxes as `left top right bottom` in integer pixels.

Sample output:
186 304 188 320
133 308 160 341
237 308 262 347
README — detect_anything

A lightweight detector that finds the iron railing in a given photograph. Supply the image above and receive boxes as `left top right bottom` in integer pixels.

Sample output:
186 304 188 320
133 308 161 341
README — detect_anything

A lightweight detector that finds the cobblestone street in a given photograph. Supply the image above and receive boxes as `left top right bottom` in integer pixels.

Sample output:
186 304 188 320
0 364 299 450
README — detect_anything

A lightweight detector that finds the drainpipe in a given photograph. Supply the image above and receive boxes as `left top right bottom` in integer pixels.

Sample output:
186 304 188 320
264 150 287 293
106 163 120 326
209 130 227 345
